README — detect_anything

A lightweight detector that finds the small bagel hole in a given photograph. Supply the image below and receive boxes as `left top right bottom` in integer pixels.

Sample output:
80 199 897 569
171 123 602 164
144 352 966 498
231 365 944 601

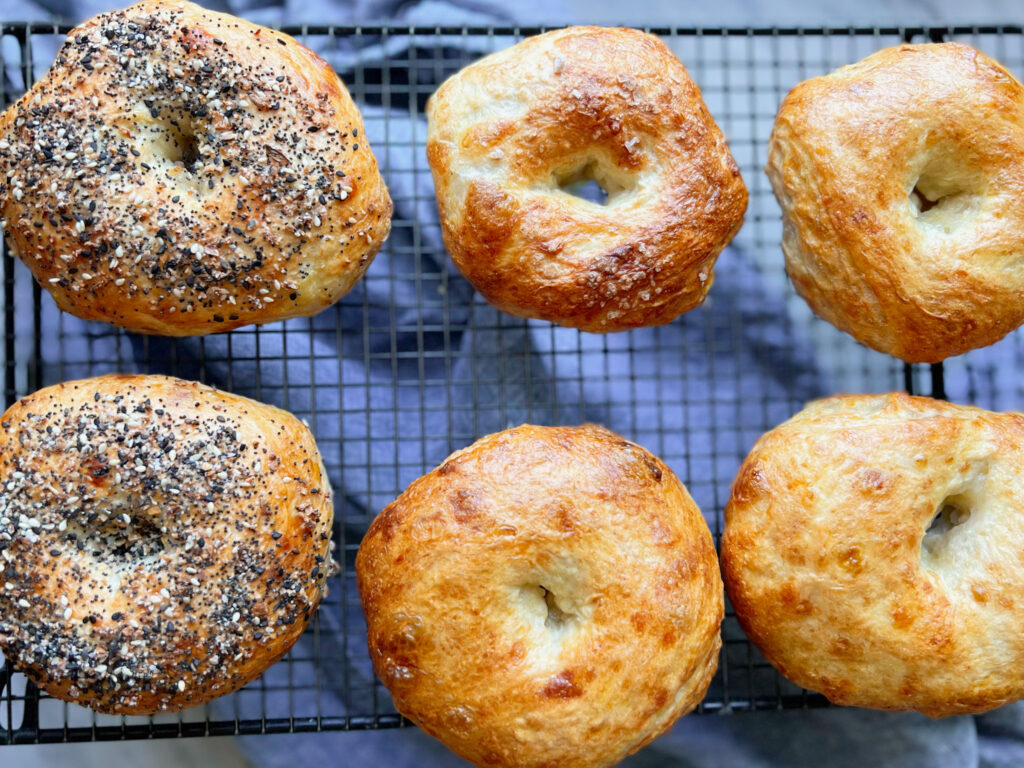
540 585 570 629
908 159 983 231
64 513 167 569
159 114 200 172
910 186 941 214
553 159 633 206
560 176 608 205
927 501 972 536
922 496 972 564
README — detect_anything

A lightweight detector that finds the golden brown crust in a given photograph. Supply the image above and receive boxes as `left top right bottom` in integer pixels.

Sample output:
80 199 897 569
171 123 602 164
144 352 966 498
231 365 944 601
0 374 333 714
722 393 1024 717
0 0 392 335
426 27 747 333
357 424 723 768
767 43 1024 363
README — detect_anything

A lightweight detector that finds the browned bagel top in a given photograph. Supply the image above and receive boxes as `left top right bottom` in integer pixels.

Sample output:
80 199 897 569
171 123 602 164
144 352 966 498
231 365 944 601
724 393 1024 717
427 27 747 333
358 424 723 768
767 43 1024 362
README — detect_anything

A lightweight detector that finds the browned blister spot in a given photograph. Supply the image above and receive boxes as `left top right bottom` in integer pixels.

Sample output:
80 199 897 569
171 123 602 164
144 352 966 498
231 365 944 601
830 636 857 659
552 503 579 534
839 546 864 574
541 670 583 699
778 582 814 616
630 611 648 633
450 488 480 526
730 462 768 505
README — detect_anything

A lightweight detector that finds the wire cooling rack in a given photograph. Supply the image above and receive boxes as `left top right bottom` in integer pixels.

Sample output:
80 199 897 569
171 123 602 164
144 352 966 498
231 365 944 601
1 21 1024 745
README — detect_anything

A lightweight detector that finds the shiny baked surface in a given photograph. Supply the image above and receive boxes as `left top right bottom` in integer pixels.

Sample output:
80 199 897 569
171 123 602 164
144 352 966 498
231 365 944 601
426 26 747 333
0 374 334 714
767 43 1024 362
723 393 1024 716
0 0 392 335
357 424 723 768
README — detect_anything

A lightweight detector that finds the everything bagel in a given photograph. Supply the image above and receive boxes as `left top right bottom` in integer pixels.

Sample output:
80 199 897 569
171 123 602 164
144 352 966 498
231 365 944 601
0 374 333 714
0 0 391 335
426 27 747 332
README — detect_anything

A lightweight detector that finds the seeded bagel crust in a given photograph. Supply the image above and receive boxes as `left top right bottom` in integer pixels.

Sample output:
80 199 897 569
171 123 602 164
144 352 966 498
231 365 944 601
0 0 391 335
0 374 333 714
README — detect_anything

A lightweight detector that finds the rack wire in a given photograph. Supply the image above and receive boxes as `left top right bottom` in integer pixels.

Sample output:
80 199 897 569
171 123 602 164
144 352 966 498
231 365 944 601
1 21 1023 745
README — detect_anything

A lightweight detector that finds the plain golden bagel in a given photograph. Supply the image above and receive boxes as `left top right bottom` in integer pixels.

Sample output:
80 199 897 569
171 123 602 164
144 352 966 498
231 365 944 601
0 0 392 336
723 393 1024 717
0 374 334 714
426 27 747 333
767 43 1024 362
357 424 723 768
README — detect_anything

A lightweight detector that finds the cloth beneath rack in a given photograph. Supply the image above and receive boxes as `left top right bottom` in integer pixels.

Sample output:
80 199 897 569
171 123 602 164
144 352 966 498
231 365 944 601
7 0 1024 766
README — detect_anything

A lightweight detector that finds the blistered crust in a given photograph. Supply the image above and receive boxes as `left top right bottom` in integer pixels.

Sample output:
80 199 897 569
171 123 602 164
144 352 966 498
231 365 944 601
767 43 1024 362
0 0 392 335
0 374 334 714
357 424 723 768
426 27 747 332
723 393 1024 717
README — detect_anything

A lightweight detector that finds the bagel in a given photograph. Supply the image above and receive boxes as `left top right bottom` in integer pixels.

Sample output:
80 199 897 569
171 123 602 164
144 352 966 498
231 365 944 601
0 0 392 336
425 27 747 333
357 424 723 768
767 43 1024 362
722 393 1024 717
0 374 333 714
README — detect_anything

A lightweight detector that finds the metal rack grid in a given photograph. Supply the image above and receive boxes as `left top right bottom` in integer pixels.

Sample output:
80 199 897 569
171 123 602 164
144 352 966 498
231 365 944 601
0 21 1022 745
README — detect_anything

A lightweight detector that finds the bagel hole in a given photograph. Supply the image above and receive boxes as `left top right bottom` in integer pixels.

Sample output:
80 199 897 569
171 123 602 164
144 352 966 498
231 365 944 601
519 582 579 633
910 186 941 214
63 512 167 570
922 496 972 563
564 177 607 204
156 113 201 172
540 585 570 629
553 159 633 205
909 159 984 230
